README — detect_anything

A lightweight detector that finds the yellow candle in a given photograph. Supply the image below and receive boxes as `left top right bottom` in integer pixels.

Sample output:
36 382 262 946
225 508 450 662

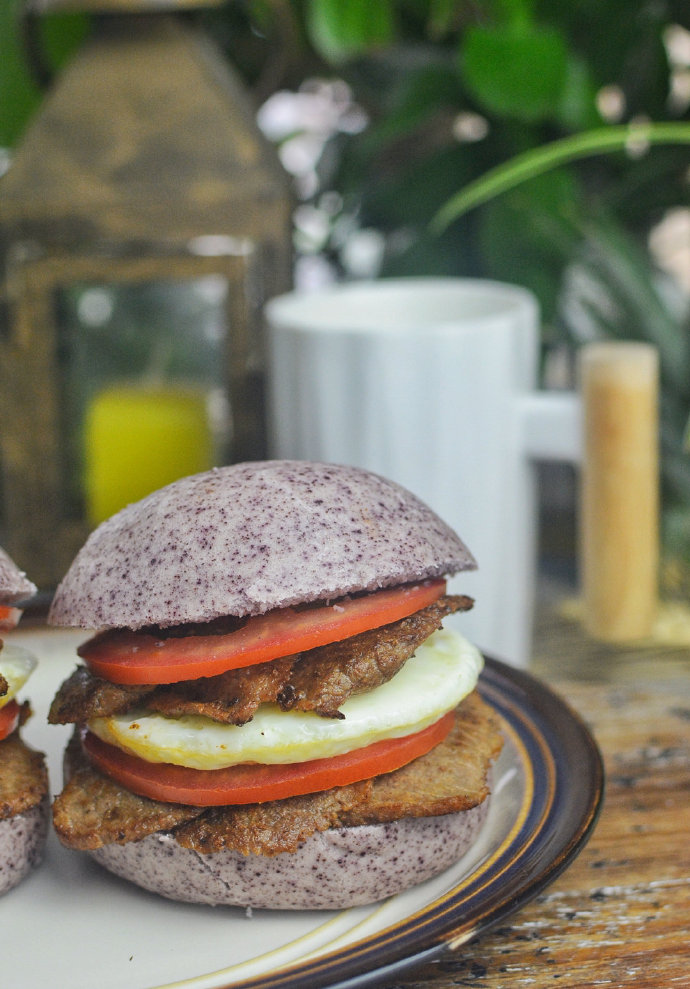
84 383 215 526
579 342 659 641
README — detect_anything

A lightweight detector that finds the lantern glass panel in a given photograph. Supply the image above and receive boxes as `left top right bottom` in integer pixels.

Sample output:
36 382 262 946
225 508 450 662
55 275 231 525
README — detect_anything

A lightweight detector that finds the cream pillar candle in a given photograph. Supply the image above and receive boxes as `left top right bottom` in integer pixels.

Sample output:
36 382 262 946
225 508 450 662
579 342 659 641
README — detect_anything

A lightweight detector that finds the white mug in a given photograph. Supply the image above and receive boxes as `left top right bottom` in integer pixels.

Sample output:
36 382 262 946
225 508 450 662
264 277 581 667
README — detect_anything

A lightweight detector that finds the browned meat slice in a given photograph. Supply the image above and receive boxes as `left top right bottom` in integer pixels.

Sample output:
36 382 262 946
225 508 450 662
49 595 473 727
174 780 373 857
53 689 502 856
150 655 295 725
52 730 204 850
48 666 151 724
48 658 296 727
341 689 503 825
278 594 473 718
0 733 49 820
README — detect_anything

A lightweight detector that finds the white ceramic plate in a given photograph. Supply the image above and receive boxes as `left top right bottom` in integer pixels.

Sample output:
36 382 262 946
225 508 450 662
1 628 603 989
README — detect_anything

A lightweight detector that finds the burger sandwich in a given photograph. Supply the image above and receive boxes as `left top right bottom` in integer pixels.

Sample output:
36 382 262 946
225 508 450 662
0 547 49 895
48 461 503 909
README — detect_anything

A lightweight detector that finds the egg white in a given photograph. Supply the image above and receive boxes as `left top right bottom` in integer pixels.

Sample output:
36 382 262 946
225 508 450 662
88 628 483 769
0 643 37 709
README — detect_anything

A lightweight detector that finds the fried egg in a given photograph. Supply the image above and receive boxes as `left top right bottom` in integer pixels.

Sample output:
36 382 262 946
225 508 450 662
0 644 37 709
88 628 483 769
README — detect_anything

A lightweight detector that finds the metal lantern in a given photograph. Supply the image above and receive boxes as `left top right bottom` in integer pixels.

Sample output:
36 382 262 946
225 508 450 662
0 0 292 587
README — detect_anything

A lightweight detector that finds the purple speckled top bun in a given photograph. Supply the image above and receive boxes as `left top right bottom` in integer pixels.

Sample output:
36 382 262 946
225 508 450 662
48 461 476 630
0 546 36 605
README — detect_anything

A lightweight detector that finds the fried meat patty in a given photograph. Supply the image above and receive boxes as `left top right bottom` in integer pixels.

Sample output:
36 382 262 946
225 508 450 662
49 595 473 726
0 730 49 820
52 690 503 856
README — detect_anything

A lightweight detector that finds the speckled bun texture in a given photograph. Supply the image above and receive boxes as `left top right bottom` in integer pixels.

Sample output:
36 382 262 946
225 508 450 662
0 546 36 605
0 798 49 897
89 801 489 910
49 461 476 630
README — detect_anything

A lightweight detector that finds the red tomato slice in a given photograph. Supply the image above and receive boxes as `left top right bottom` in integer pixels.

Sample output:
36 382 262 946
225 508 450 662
82 710 455 806
0 605 20 630
79 579 446 685
0 700 20 742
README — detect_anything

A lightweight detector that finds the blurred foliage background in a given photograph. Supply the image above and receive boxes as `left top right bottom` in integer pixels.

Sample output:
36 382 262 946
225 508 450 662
3 0 690 583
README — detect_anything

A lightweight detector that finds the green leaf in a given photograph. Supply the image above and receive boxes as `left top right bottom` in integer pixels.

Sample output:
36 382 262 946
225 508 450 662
494 0 537 30
432 122 690 233
461 24 568 122
0 5 88 147
556 52 601 130
0 0 40 147
306 0 396 62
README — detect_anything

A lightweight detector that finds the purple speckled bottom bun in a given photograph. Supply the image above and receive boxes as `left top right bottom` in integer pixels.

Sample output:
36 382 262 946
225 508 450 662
0 796 49 896
90 802 489 910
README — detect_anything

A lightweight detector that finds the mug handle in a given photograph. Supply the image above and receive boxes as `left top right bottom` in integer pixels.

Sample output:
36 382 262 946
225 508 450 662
517 390 582 463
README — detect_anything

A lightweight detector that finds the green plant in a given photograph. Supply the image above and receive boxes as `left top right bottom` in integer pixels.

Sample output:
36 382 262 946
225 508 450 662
4 0 690 576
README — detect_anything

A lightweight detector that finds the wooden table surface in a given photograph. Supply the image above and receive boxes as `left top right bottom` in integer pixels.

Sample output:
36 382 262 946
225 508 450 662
383 594 690 989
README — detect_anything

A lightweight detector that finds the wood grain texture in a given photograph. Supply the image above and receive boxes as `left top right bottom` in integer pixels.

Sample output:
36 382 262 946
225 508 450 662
378 603 690 989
